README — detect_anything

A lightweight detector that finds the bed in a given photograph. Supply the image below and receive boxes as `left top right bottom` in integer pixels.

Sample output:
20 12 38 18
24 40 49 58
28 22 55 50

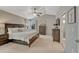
8 28 39 47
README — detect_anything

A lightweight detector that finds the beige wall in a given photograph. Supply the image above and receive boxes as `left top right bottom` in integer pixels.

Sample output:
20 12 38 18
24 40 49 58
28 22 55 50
0 10 25 24
46 15 56 36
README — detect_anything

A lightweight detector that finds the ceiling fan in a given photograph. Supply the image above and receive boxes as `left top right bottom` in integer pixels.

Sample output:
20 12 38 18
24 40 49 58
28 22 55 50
33 7 43 17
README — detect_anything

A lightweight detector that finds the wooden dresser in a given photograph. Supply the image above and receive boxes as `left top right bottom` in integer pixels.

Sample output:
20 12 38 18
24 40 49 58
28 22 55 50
52 29 60 42
39 25 46 35
0 34 9 45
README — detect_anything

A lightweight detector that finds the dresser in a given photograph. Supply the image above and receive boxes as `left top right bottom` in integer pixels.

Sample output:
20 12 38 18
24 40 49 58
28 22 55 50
39 25 46 35
0 34 9 45
52 29 60 42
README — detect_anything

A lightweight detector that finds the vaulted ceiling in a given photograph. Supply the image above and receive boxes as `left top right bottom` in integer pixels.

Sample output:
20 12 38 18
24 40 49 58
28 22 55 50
0 6 60 19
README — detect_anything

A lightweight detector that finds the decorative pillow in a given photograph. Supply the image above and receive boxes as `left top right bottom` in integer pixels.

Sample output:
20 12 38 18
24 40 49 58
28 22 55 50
8 28 18 33
8 28 26 33
18 28 25 32
8 28 12 34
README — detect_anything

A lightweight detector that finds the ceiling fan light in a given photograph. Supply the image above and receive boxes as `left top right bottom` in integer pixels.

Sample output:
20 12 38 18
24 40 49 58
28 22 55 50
33 13 37 16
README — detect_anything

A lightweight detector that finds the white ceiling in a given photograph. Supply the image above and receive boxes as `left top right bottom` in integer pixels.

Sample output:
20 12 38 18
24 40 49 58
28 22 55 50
0 6 60 19
45 6 60 15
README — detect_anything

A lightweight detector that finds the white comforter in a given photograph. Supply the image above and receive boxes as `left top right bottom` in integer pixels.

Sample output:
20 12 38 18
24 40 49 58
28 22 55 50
9 30 38 44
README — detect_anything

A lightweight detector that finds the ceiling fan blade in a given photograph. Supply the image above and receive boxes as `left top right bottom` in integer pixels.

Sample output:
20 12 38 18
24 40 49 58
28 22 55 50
39 12 42 14
32 7 43 17
37 14 40 16
34 8 37 10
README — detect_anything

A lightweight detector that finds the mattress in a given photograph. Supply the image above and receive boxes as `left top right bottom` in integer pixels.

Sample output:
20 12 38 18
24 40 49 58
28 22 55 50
8 30 38 43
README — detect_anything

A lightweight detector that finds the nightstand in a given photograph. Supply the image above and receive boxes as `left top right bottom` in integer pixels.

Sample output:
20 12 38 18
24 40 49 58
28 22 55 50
0 34 9 45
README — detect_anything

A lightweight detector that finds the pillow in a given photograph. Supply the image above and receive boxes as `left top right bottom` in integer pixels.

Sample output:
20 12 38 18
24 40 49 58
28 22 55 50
11 28 18 32
8 28 12 34
8 28 18 33
8 28 26 33
18 28 25 32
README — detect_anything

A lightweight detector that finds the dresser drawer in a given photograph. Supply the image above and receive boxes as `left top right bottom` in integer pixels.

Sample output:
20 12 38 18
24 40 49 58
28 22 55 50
0 40 8 45
0 34 9 45
0 38 8 41
0 35 7 39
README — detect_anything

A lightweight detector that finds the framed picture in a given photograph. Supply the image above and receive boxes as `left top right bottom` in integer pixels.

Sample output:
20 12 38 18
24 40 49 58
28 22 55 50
68 6 76 24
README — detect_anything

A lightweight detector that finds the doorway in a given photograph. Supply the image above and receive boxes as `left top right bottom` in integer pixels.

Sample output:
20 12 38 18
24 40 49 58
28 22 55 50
60 13 66 48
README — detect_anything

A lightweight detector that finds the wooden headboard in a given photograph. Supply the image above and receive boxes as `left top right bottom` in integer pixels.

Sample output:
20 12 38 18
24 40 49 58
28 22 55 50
5 23 24 33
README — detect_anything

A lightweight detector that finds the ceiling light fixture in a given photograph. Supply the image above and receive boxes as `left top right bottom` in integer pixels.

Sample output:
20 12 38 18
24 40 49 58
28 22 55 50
33 7 43 17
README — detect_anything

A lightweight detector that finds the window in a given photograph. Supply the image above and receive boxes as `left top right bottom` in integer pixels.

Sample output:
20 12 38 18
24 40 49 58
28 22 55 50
26 19 37 30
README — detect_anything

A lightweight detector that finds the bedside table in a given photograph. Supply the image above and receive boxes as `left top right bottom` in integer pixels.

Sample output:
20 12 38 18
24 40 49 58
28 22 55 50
0 34 9 45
